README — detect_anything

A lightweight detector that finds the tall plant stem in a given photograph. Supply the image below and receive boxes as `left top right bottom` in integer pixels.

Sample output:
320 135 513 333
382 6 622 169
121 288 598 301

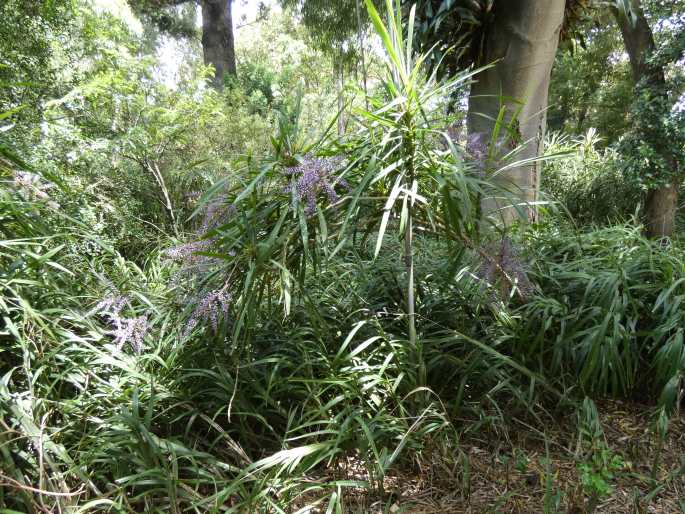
404 139 423 387
404 196 424 387
404 200 416 347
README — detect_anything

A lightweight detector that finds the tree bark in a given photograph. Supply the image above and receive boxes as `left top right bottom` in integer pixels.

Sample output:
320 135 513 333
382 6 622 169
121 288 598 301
613 0 656 82
467 0 566 225
612 0 678 239
201 0 236 89
645 181 679 238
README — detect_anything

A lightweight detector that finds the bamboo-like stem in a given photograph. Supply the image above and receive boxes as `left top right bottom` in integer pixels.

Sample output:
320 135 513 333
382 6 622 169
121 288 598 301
404 199 416 347
404 125 423 386
149 160 179 237
404 191 424 388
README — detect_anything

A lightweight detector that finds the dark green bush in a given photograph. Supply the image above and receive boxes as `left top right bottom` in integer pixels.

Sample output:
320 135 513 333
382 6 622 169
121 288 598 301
504 220 685 407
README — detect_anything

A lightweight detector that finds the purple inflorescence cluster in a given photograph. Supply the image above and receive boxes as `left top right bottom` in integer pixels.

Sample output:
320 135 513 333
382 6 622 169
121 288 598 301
88 294 127 318
199 198 237 234
112 315 149 353
164 237 229 286
184 287 231 337
164 195 237 276
466 132 489 167
164 238 214 262
163 194 238 335
88 292 149 353
477 237 534 300
285 156 348 215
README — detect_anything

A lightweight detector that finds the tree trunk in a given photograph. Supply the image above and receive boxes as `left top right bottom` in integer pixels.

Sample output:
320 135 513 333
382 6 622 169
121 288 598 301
612 0 678 238
201 0 236 89
613 0 656 82
467 0 566 225
645 181 679 238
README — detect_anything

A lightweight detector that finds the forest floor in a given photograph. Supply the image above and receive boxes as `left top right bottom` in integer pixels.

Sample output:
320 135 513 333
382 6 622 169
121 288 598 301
307 401 685 513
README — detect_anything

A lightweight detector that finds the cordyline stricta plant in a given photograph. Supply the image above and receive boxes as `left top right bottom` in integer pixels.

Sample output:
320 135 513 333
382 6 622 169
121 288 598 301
174 0 534 381
340 0 490 385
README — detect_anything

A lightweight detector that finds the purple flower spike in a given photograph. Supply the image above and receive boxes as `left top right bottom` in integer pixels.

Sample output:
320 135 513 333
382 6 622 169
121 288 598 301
164 238 215 262
184 287 232 337
200 197 237 234
111 314 149 353
284 156 346 215
476 237 534 301
88 291 149 353
87 293 127 318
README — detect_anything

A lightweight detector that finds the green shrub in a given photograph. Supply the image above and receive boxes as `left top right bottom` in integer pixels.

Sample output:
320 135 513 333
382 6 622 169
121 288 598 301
542 129 642 224
505 220 685 406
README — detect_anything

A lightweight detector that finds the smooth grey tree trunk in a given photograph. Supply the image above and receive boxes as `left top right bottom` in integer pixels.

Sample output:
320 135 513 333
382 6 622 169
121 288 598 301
201 0 236 89
467 0 566 225
613 0 678 238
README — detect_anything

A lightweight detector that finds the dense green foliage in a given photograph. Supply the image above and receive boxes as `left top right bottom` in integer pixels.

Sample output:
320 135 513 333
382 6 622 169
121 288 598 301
0 0 77 113
541 130 642 224
548 19 633 141
2 0 685 512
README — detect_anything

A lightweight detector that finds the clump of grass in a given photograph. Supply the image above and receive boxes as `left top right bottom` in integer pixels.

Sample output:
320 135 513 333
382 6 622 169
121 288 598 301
504 220 685 407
